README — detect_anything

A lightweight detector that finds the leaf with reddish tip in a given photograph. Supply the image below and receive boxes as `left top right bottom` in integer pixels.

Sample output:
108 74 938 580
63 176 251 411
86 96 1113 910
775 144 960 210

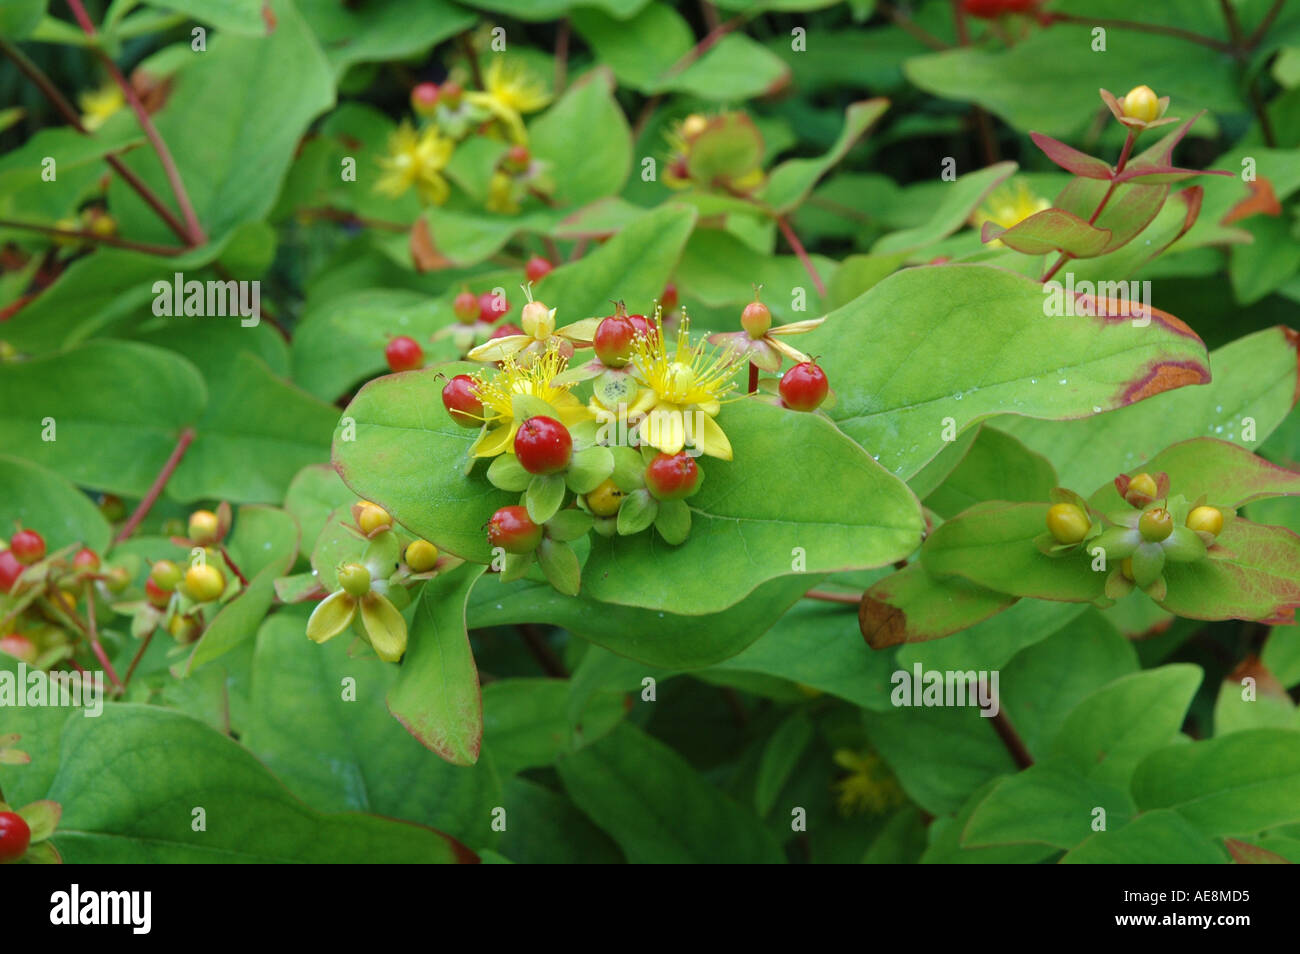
1159 520 1300 625
860 563 1017 649
1089 438 1300 510
982 208 1111 256
1030 131 1112 180
1225 839 1293 863
921 501 1108 604
1055 176 1168 255
1112 165 1233 186
805 264 1211 480
387 566 485 766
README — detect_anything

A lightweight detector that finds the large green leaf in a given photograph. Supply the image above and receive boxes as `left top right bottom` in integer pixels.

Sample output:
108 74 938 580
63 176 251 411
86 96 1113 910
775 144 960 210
0 455 111 554
482 678 625 777
924 425 1056 519
998 327 1299 494
805 263 1211 480
0 704 475 862
108 0 335 245
1088 437 1300 510
758 99 889 215
556 722 785 863
962 761 1135 851
387 566 484 765
529 69 632 207
241 607 500 848
1060 809 1228 864
140 0 268 33
0 340 204 497
299 0 475 74
1132 729 1300 836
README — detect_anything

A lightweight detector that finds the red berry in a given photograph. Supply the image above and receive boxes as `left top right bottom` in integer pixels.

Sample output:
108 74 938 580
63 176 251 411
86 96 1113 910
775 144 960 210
487 505 543 554
0 811 31 862
442 374 484 428
0 633 36 663
385 336 424 373
645 452 701 501
73 547 100 573
594 314 636 367
626 312 657 341
0 550 23 593
453 289 481 325
490 322 523 340
962 0 1007 17
480 291 509 322
660 282 679 311
145 576 172 609
10 530 45 565
514 416 572 475
525 256 554 283
504 144 531 172
779 361 829 412
411 82 439 115
741 299 771 338
440 80 463 108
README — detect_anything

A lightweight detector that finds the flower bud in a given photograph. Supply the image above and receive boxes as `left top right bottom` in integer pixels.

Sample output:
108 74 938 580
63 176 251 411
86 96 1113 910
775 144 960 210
188 509 220 545
1046 503 1090 544
1186 505 1223 538
521 300 555 339
1122 85 1160 123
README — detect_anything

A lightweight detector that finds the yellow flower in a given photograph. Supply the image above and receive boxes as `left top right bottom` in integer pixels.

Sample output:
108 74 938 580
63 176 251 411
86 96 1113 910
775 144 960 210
627 316 741 460
971 180 1050 247
467 293 594 365
832 749 904 817
486 170 521 214
376 122 454 205
466 58 551 144
78 81 124 131
306 562 407 662
469 348 592 458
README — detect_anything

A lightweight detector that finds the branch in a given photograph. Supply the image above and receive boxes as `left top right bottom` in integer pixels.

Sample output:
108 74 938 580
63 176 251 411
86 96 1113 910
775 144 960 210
114 427 196 543
0 36 194 244
803 588 862 605
877 0 951 51
777 215 827 297
65 0 206 245
1045 12 1232 53
0 218 187 256
984 677 1033 769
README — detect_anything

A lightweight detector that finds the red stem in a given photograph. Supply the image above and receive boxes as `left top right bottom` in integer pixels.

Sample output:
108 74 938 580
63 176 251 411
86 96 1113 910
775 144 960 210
84 582 124 693
748 361 759 394
0 218 187 256
777 216 826 297
114 427 196 543
121 628 156 691
65 0 206 245
804 589 863 605
1041 129 1135 284
219 545 249 586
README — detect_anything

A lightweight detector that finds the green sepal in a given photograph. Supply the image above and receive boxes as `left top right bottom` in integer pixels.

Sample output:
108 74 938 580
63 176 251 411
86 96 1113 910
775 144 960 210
1130 542 1166 588
654 498 692 545
362 529 402 580
536 537 581 596
499 550 534 583
591 515 617 537
306 590 356 644
487 453 532 491
569 418 600 449
616 488 658 535
1161 525 1206 563
566 445 615 494
610 445 646 491
546 509 594 541
1091 526 1140 562
526 473 567 523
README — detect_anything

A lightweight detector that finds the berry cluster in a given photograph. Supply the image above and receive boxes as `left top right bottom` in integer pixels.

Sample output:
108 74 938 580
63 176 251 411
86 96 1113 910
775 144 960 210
1039 472 1227 602
425 290 834 595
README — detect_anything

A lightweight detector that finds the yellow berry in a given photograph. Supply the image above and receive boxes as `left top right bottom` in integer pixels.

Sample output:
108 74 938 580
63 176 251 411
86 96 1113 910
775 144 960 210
1120 557 1135 581
357 501 392 535
1187 506 1224 537
1046 503 1090 544
585 479 625 518
405 540 439 573
682 113 708 139
1122 85 1160 123
188 509 220 544
184 563 225 602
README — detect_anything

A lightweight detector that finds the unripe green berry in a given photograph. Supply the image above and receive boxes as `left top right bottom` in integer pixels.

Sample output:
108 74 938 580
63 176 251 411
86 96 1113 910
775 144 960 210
188 509 220 544
151 559 183 590
338 562 371 597
1138 507 1173 542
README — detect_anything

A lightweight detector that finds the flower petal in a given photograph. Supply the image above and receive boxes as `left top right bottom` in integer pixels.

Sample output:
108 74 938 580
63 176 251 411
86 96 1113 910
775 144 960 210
768 317 826 336
467 335 529 363
360 594 408 662
694 412 733 461
306 590 356 644
471 423 517 458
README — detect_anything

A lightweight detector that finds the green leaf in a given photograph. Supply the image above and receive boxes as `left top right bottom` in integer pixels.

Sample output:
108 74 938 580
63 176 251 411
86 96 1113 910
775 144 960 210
1232 214 1300 305
869 162 1018 256
0 704 475 862
983 208 1111 257
556 722 785 863
1132 729 1300 836
526 473 567 524
759 99 889 215
1060 809 1228 864
497 777 623 864
241 607 500 847
807 263 1210 480
529 68 631 207
141 0 267 34
482 678 625 777
108 0 335 245
1158 519 1300 625
0 340 204 497
0 0 46 38
921 781 1058 864
535 537 581 596
580 400 923 614
170 352 338 504
387 567 485 765
299 0 475 75
1051 665 1202 786
1089 437 1300 510
652 497 691 545
283 464 355 553
1213 668 1298 736
962 761 1135 850
998 328 1298 496
755 712 815 817
860 563 1017 649
0 455 111 554
924 426 1056 519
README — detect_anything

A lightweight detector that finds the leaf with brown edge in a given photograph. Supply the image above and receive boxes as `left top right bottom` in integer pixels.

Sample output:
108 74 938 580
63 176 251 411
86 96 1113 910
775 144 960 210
1088 438 1300 511
982 208 1111 256
860 562 1017 649
1225 839 1293 864
1159 520 1300 625
920 501 1108 604
1222 177 1281 226
1029 131 1112 180
410 217 452 272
